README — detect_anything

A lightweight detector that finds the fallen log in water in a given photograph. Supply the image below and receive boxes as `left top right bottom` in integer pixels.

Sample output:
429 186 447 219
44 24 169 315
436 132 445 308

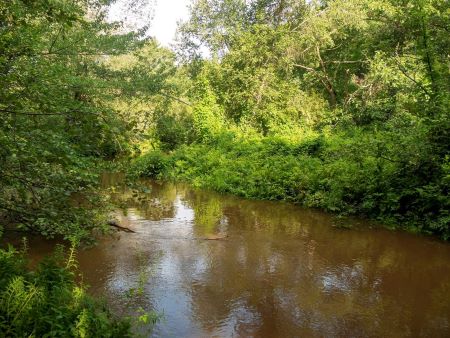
200 234 228 241
107 220 136 233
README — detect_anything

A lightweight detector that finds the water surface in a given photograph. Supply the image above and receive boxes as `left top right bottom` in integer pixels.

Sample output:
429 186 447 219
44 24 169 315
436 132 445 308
6 178 450 337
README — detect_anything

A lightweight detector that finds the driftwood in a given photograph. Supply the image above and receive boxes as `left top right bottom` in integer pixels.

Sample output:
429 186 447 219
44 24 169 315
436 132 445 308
199 234 228 241
107 220 136 233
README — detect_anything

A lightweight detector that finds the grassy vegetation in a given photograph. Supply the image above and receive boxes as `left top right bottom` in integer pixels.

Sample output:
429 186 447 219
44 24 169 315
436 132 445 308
132 128 449 239
0 244 131 337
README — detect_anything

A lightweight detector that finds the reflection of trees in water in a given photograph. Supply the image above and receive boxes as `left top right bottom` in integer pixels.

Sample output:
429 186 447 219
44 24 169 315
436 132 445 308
109 181 177 220
77 241 162 325
181 190 227 237
104 179 450 336
174 188 450 336
183 239 377 335
222 201 309 236
100 172 126 188
12 180 450 336
181 188 324 238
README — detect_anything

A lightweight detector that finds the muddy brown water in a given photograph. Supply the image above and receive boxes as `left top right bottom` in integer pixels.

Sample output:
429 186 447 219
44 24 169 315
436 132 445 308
3 176 450 337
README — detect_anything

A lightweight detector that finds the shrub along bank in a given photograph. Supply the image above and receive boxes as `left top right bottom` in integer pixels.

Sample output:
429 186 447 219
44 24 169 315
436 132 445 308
131 130 450 240
0 245 131 337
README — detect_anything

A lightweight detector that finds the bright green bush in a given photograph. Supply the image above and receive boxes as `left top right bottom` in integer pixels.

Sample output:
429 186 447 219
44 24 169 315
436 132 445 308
131 151 170 179
0 246 131 337
132 128 450 239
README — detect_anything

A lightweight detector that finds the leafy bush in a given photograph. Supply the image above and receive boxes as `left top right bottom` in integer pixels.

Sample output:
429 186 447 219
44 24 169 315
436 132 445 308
0 245 131 337
154 113 195 151
131 151 170 179
132 128 450 239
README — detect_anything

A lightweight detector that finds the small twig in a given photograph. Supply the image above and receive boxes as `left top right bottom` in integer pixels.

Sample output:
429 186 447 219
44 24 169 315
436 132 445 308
0 108 103 116
394 45 431 97
158 92 192 106
48 25 64 54
0 109 64 116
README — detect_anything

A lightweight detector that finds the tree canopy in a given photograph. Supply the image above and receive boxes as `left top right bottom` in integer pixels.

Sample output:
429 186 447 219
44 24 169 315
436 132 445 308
137 0 450 238
0 0 174 239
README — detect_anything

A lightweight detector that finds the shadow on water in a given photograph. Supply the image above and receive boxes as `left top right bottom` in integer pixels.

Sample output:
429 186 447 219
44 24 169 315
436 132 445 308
3 173 450 337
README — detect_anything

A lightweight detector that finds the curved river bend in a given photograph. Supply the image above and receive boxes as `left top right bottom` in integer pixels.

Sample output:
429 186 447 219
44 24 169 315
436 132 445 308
10 178 450 337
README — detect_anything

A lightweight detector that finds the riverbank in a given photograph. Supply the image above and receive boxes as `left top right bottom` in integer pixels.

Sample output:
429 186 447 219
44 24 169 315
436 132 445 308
131 132 449 240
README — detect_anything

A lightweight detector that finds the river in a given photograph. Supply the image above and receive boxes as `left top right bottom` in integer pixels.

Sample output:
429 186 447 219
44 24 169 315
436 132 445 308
5 176 450 337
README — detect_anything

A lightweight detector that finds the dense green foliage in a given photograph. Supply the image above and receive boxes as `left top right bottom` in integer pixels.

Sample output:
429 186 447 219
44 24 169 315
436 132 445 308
0 0 169 335
133 130 449 238
134 0 449 239
0 0 175 239
0 245 131 337
0 0 448 336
